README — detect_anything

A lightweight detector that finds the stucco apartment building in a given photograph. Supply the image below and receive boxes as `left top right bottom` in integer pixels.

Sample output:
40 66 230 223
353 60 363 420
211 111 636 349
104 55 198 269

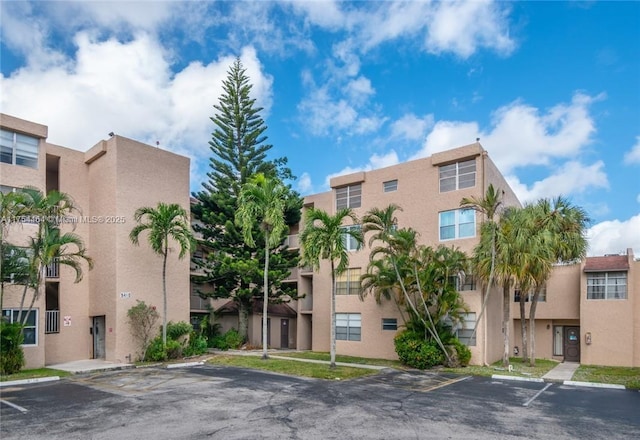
287 143 640 367
1 113 191 369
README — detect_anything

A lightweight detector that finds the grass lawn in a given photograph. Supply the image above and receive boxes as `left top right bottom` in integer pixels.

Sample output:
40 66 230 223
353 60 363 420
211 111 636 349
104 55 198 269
206 354 378 380
275 351 403 369
443 357 558 379
573 365 640 390
1 368 71 382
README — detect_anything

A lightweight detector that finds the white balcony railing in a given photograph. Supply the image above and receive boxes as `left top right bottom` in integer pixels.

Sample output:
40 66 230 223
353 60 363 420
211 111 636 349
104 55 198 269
284 234 299 249
45 310 60 333
46 260 59 278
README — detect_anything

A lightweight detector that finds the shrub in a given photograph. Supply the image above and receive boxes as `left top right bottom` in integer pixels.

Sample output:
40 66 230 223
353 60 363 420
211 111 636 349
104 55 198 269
394 330 444 369
127 300 159 361
145 337 167 362
165 339 183 359
212 328 243 350
166 321 193 341
450 339 472 367
0 322 25 375
183 331 208 357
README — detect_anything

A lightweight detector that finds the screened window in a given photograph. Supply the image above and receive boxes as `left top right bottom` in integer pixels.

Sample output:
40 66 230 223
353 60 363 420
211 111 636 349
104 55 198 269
455 313 476 346
336 268 361 295
439 159 476 192
439 209 475 241
336 313 361 341
514 286 547 302
0 129 39 168
336 183 362 209
587 272 627 300
2 309 38 346
341 225 362 252
382 318 398 331
383 180 398 193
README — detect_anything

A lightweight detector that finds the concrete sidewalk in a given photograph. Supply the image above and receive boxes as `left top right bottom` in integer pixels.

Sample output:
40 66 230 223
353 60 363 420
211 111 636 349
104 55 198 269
542 361 580 382
48 359 134 374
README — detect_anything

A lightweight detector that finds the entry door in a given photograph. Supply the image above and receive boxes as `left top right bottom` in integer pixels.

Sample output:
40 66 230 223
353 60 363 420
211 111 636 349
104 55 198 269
280 319 289 349
93 316 106 359
564 326 580 362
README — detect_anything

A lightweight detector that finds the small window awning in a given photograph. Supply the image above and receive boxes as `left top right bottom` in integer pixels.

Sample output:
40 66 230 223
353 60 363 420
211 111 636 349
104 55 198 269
583 255 629 272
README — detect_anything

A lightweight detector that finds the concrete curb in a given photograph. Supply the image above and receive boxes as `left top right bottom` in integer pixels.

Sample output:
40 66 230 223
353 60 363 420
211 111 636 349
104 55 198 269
492 374 544 383
563 380 626 390
0 376 60 388
166 361 205 369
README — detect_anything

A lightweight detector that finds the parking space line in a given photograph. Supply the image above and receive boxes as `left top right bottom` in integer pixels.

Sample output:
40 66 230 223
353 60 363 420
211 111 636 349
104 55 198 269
422 375 472 392
523 383 552 407
1 399 28 413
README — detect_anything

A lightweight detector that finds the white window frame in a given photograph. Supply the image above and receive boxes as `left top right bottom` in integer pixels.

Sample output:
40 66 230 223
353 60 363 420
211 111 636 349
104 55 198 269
439 209 475 241
341 225 362 252
439 159 476 193
0 129 39 169
335 313 361 341
587 272 627 300
2 309 38 346
454 312 476 346
336 268 361 295
383 180 398 193
336 183 362 209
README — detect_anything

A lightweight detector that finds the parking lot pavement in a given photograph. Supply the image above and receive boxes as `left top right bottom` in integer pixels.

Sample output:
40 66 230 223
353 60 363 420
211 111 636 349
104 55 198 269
1 365 639 440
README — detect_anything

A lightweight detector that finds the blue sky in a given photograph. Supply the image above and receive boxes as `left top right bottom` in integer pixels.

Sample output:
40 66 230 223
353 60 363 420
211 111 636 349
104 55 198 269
1 1 639 256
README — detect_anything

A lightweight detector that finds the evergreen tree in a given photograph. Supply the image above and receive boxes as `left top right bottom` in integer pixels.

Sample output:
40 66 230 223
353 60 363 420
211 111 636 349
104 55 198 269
193 58 302 342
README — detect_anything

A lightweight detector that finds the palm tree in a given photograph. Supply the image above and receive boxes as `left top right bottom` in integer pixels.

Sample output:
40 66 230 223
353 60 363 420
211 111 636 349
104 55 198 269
20 224 94 325
130 203 193 346
0 190 30 310
235 173 288 359
523 197 589 366
460 184 503 359
299 207 363 368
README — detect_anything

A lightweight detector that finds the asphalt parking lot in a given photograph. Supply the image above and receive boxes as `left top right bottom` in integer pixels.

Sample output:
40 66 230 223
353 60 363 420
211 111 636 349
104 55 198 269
1 365 639 439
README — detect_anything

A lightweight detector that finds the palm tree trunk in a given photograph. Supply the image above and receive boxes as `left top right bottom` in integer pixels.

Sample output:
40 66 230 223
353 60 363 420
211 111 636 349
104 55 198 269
519 294 528 362
502 284 511 367
469 224 497 357
330 260 336 369
162 242 168 346
262 231 269 360
528 288 542 367
21 269 42 327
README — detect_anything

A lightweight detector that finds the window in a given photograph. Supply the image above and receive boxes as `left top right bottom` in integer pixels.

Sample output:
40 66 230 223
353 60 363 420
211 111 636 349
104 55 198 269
454 313 476 346
587 272 627 300
553 326 563 356
336 313 361 341
439 209 475 240
450 274 476 291
514 286 546 302
382 318 397 331
383 180 398 193
336 268 361 295
2 309 38 345
336 183 361 209
341 225 362 252
439 159 476 192
0 129 39 168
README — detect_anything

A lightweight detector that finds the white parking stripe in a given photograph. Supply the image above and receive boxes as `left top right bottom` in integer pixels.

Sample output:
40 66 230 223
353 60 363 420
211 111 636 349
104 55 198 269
523 383 552 407
0 399 28 413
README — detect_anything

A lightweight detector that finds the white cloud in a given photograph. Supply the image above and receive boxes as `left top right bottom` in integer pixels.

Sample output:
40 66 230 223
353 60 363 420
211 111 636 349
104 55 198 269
414 93 601 174
505 161 609 203
587 214 640 257
0 33 272 189
390 113 435 141
344 76 375 105
297 172 313 194
623 136 640 164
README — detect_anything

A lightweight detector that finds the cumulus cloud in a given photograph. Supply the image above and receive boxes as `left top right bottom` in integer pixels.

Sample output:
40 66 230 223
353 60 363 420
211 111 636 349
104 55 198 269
415 93 601 174
587 214 640 257
297 172 313 194
624 136 640 164
0 34 272 189
390 113 435 141
505 161 609 203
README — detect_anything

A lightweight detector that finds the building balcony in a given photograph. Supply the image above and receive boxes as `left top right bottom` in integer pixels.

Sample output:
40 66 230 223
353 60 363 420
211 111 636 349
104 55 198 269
46 260 59 278
284 234 299 249
299 293 313 312
45 310 59 334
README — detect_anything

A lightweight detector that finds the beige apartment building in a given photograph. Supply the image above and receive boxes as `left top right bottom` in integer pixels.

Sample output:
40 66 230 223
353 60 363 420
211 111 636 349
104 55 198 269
287 143 640 367
1 114 191 369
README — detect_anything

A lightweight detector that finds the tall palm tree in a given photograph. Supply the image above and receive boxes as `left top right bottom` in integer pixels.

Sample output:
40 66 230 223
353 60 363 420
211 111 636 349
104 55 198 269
524 197 589 366
0 190 30 310
460 184 503 356
299 207 363 368
235 173 288 359
20 224 94 325
130 203 193 346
